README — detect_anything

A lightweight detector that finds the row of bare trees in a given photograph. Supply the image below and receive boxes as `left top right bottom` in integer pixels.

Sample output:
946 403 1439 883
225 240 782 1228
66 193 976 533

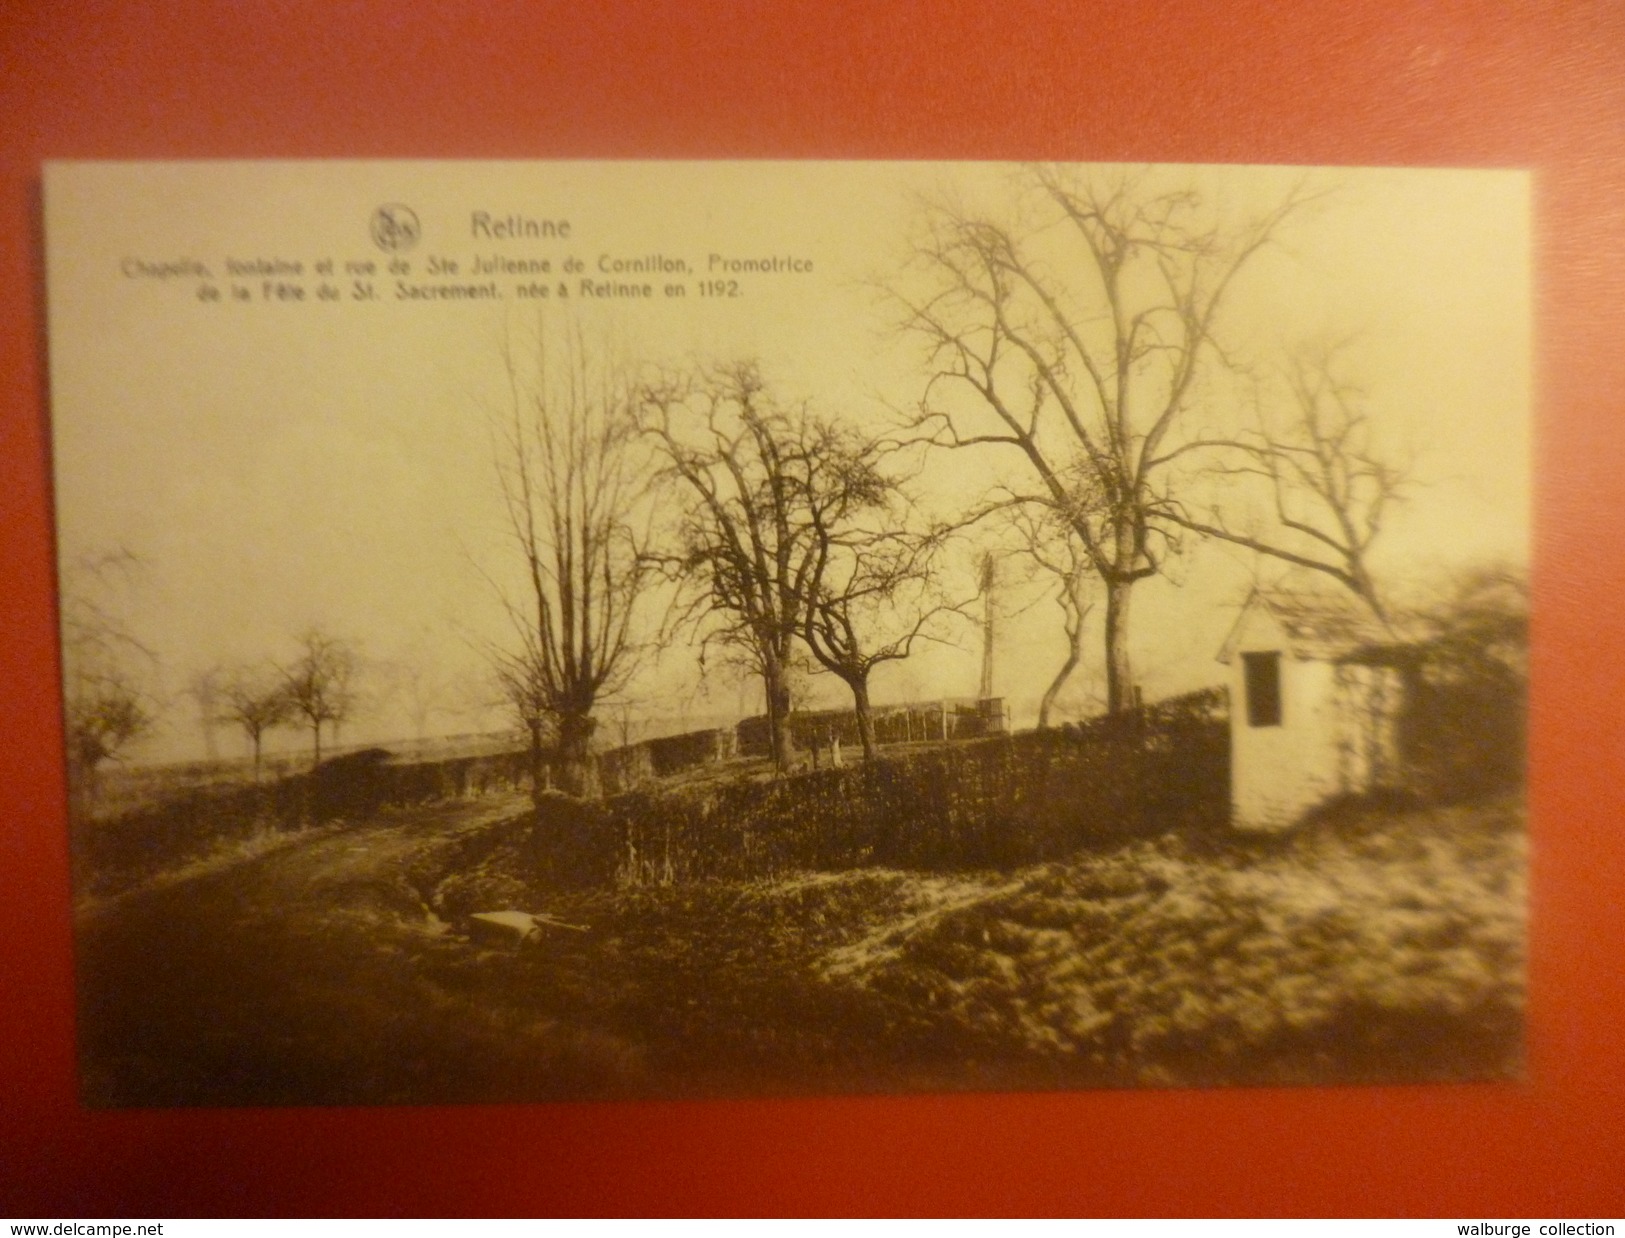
484 166 1417 799
62 571 362 804
488 332 956 796
644 363 954 769
205 629 361 778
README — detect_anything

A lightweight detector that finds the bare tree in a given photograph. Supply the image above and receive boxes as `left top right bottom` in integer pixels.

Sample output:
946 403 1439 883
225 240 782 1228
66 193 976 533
59 548 158 808
182 667 224 761
218 664 292 781
376 638 462 745
1164 342 1410 619
897 166 1319 712
490 643 557 804
799 450 958 762
281 629 358 766
488 324 651 798
1005 502 1096 729
64 669 154 809
643 362 878 772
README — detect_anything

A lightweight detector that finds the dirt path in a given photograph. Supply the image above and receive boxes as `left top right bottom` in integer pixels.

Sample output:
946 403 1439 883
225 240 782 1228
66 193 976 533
71 792 1027 1106
73 792 649 1107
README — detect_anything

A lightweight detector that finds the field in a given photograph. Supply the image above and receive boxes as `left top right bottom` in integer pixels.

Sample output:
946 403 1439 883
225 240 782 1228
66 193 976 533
74 781 1524 1106
85 730 523 821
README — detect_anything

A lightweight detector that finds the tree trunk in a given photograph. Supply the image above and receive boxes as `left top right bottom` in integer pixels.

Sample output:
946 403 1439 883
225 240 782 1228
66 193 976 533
762 650 795 772
1104 576 1135 715
849 676 878 763
312 720 322 766
252 732 263 784
1039 641 1082 729
554 711 598 798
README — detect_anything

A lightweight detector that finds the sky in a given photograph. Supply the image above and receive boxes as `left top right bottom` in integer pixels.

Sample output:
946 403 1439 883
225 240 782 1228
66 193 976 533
44 161 1530 763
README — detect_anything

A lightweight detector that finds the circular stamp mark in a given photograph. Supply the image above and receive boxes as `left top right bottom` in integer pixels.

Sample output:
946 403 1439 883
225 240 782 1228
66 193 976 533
370 205 421 254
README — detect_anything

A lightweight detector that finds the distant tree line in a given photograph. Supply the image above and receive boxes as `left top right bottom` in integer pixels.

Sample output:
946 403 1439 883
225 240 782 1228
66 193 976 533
61 544 365 804
210 628 362 778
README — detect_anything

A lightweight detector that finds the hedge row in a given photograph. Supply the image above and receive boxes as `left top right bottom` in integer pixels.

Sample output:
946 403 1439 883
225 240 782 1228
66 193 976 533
532 717 1229 888
73 748 530 896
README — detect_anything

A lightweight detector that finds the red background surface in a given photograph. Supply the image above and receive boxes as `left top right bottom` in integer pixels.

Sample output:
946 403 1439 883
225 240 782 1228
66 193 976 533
3 1 1623 1217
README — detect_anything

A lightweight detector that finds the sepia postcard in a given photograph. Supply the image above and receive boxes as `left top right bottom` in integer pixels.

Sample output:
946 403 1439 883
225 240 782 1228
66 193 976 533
46 160 1530 1107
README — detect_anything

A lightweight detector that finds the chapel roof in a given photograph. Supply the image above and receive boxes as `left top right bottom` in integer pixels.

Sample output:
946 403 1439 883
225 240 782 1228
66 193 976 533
1217 586 1414 664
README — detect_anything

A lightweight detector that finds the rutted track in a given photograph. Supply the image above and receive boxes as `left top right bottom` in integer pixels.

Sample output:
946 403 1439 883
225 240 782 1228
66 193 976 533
73 792 649 1106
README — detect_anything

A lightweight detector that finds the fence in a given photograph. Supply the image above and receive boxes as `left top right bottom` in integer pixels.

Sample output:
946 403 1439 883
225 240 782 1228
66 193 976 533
734 699 1009 757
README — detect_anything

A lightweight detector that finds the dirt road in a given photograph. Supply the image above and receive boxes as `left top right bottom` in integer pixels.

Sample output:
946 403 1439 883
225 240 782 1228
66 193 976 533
74 793 653 1107
72 788 1026 1107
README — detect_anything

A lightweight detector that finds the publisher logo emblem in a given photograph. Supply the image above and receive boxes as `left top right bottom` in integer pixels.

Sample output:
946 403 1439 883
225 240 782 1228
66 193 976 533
370 204 421 254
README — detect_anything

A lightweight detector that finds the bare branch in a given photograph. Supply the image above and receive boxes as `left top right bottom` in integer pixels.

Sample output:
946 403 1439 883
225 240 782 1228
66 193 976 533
894 167 1321 710
485 320 653 797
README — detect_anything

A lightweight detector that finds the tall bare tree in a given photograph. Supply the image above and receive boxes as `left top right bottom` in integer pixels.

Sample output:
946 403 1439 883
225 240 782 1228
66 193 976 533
898 166 1319 712
644 362 898 772
281 628 358 765
489 324 650 798
1163 342 1410 619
